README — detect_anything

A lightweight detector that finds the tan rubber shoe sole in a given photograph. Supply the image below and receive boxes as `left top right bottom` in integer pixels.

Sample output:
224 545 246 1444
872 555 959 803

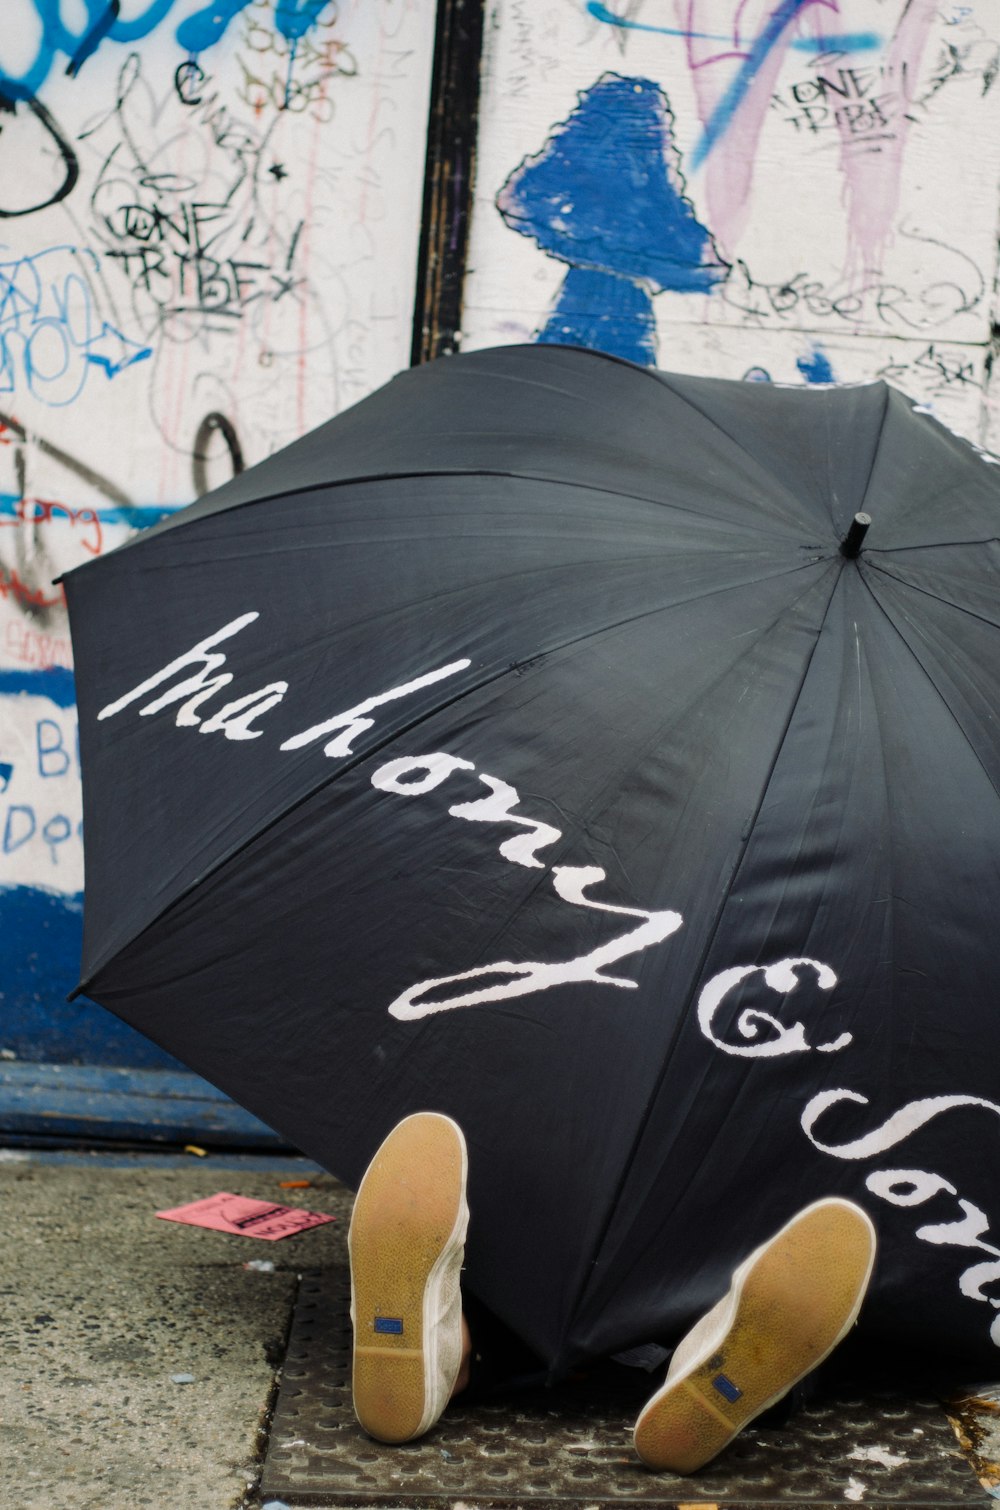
633 1198 876 1474
349 1112 468 1444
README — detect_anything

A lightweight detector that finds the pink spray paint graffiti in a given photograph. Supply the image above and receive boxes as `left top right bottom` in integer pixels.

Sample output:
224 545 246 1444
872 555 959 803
592 1 949 278
681 0 841 249
684 0 963 277
834 1 939 275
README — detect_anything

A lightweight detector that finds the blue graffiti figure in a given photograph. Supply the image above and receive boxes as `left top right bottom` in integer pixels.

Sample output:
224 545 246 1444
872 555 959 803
497 74 729 367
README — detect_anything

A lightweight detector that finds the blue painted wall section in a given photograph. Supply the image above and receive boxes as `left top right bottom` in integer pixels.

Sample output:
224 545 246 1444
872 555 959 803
0 886 183 1066
497 74 729 366
0 493 181 1076
0 0 331 100
0 660 184 1070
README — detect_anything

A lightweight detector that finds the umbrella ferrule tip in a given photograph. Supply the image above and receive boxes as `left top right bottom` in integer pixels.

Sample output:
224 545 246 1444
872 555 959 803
840 512 872 559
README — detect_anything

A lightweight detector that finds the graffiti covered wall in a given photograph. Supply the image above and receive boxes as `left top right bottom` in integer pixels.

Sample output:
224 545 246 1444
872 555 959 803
462 0 1000 444
6 0 1000 1065
0 0 436 1059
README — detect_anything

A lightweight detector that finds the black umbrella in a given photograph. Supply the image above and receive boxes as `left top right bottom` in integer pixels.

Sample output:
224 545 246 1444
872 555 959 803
64 345 1000 1378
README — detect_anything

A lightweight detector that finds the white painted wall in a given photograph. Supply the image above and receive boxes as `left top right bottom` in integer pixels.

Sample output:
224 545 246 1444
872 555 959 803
0 1 435 939
462 0 1000 442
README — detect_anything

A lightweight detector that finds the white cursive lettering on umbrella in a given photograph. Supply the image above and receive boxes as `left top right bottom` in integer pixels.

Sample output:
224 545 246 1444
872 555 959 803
696 959 850 1057
97 612 472 752
372 751 682 1017
280 660 472 758
802 1089 1000 1346
387 865 683 1021
372 753 562 868
801 1089 1000 1160
99 612 264 728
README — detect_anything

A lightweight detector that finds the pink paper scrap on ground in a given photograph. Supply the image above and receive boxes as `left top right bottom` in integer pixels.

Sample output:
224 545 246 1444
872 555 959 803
155 1191 337 1240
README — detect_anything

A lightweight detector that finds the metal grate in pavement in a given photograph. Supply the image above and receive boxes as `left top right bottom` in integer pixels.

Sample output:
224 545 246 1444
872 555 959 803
262 1262 990 1507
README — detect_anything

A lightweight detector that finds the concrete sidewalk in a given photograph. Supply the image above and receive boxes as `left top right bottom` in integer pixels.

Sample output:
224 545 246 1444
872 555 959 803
4 1148 1000 1510
1 1149 339 1510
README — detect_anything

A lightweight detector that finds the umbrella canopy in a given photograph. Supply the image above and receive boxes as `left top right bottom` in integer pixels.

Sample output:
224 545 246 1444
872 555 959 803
64 345 1000 1377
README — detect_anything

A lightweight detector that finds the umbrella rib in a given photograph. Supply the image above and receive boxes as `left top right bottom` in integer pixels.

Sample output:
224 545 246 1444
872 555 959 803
555 556 847 1353
641 398 819 530
257 466 809 534
77 555 832 992
853 379 891 522
862 558 1000 632
862 535 1000 554
401 560 846 1000
855 567 1000 803
259 550 815 692
646 373 889 533
104 468 816 565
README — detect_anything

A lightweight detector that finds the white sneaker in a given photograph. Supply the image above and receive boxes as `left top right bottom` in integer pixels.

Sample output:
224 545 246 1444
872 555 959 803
633 1197 877 1474
348 1111 469 1443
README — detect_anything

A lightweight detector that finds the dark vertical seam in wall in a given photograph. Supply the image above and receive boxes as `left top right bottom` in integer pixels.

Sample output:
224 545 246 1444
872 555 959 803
410 0 487 365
